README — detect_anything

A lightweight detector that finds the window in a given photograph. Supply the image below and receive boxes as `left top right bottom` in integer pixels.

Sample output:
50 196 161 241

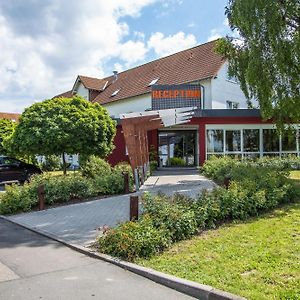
226 130 241 152
206 126 300 161
243 129 260 152
226 101 239 109
111 89 120 97
263 129 279 152
226 73 239 83
207 130 223 153
1 157 19 166
282 130 297 152
148 78 159 86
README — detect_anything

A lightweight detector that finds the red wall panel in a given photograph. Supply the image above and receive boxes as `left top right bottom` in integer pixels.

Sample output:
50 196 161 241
107 116 274 166
106 125 129 166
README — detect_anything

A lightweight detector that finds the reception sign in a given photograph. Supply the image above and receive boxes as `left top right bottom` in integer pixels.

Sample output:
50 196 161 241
151 84 203 110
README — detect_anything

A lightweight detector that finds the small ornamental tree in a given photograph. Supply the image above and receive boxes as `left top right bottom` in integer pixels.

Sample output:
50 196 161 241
0 119 17 155
8 96 116 174
216 0 300 128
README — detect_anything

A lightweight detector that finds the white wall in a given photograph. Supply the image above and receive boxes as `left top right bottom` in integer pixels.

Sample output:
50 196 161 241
76 83 89 100
103 94 151 118
211 61 248 109
101 62 249 116
103 80 213 117
198 79 212 109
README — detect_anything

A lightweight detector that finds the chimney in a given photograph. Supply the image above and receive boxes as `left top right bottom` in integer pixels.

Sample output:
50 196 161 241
113 70 118 82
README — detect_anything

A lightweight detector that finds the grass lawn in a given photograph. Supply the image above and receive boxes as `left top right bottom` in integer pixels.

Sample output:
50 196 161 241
46 170 80 176
138 201 300 300
290 170 300 188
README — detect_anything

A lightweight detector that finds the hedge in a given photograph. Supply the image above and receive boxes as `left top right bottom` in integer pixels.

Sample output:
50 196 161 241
98 157 299 261
0 161 134 215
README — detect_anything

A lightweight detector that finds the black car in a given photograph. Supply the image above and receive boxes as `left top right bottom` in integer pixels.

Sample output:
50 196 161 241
0 156 42 183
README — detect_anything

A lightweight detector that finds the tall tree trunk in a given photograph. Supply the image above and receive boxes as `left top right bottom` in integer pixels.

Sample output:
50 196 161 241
62 152 67 175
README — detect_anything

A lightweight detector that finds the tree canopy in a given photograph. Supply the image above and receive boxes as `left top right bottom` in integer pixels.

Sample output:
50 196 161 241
216 0 300 127
8 96 116 173
0 118 17 155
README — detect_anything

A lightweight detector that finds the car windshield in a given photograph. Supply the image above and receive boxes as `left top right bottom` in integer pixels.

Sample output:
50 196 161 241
0 157 20 166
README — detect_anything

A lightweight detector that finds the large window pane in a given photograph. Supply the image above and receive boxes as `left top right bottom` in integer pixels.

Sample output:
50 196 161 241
243 129 259 152
263 129 279 152
226 130 241 152
207 130 223 153
282 130 297 151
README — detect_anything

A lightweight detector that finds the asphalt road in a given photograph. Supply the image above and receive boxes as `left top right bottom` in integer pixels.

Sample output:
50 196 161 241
0 218 195 300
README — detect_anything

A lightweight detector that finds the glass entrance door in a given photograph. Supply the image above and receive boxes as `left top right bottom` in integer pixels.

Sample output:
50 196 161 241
158 131 196 167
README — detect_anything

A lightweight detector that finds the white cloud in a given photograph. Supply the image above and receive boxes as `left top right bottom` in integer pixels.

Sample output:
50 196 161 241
148 31 197 57
223 18 229 27
207 17 232 42
118 40 148 65
113 63 124 73
0 0 159 112
207 29 222 42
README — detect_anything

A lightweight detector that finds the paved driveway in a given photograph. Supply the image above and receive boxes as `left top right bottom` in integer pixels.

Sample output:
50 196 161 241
0 218 195 300
6 169 216 246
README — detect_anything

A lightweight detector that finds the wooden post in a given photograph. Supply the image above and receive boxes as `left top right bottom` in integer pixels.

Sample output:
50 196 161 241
224 176 231 189
38 184 45 210
130 195 139 221
123 172 129 194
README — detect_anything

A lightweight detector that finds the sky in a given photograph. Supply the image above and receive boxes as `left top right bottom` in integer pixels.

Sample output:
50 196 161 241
0 0 233 113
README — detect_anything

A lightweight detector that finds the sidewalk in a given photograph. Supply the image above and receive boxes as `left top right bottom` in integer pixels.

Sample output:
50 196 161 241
6 169 216 246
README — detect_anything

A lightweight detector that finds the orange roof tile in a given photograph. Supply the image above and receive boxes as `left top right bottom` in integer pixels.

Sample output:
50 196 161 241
53 90 73 98
0 112 21 121
55 40 225 106
78 75 108 91
93 40 225 105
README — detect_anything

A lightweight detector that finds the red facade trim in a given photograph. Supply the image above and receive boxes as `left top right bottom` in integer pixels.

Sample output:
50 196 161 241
107 116 275 167
106 125 129 166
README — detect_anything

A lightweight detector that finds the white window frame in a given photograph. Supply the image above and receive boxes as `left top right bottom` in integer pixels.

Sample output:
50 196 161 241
206 124 300 160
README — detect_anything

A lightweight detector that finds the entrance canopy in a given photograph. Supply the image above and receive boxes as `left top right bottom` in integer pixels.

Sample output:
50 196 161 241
120 107 196 187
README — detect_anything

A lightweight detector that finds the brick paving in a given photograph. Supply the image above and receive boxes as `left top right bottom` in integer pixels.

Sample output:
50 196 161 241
7 169 216 246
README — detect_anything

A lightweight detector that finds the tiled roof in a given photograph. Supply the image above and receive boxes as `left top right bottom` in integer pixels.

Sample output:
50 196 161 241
78 75 108 91
93 40 225 105
54 40 225 105
53 90 73 98
0 112 21 121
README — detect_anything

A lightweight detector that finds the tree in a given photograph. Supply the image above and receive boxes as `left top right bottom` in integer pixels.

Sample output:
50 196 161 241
8 96 116 174
0 119 17 155
216 0 300 128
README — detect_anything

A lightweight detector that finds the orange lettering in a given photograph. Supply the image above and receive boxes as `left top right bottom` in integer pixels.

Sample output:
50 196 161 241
163 90 169 98
152 91 159 99
194 90 201 98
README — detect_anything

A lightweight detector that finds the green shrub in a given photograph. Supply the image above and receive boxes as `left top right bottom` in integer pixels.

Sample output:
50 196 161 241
41 155 62 171
150 160 158 174
202 156 300 183
98 215 171 261
0 183 38 214
97 156 299 261
149 145 157 161
0 174 98 214
80 155 111 178
142 193 197 241
168 157 185 166
113 162 134 192
201 156 240 183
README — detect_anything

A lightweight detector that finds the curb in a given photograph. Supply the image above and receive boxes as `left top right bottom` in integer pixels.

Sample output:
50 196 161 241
0 215 246 300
